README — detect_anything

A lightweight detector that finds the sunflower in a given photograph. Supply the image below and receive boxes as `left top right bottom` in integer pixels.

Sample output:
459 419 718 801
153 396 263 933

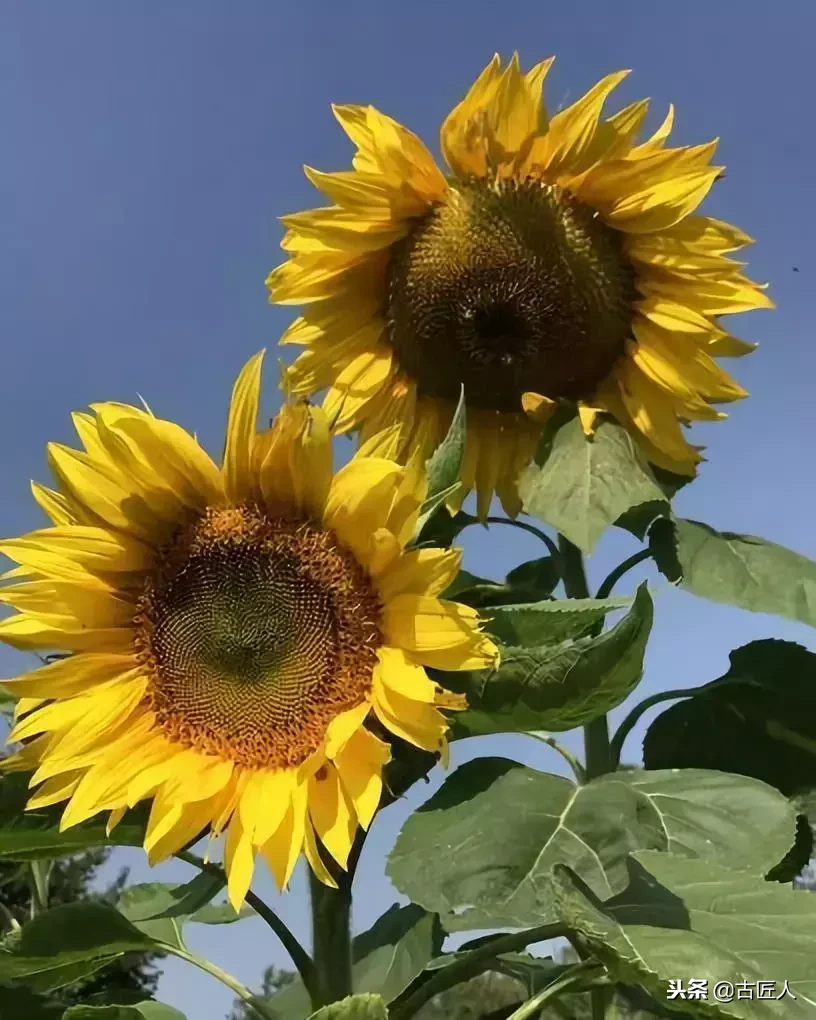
0 353 496 908
267 54 772 517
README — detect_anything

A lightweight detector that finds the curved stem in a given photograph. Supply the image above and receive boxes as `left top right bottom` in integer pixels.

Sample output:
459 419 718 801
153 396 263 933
175 850 318 1003
527 732 587 784
485 516 561 561
608 687 702 768
391 922 565 1019
558 535 612 779
164 944 275 1019
596 549 652 600
507 961 604 1020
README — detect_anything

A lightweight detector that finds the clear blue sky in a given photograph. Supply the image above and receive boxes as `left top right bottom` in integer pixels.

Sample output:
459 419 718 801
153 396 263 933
2 3 815 1016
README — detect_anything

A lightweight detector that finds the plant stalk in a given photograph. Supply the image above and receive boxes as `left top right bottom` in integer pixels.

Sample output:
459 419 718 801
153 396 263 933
391 922 566 1019
558 535 613 779
175 849 318 1003
166 944 275 1020
309 868 354 1008
507 960 604 1020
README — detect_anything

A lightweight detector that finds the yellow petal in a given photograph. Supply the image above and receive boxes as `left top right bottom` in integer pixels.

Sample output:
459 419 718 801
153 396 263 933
335 726 390 829
308 765 357 868
223 808 256 910
323 348 394 433
382 594 498 671
374 645 437 703
323 457 402 562
261 779 307 889
4 652 137 700
31 483 80 526
632 316 748 404
531 70 630 178
628 105 675 158
375 547 462 601
0 526 151 580
223 351 265 504
371 681 448 753
604 168 721 232
325 701 371 760
303 821 338 887
616 360 700 463
640 274 774 315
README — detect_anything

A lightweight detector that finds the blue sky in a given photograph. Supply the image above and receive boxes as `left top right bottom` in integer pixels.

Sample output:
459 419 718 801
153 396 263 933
2 2 816 1016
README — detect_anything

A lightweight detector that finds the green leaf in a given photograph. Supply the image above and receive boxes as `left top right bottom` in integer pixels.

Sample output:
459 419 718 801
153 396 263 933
485 593 632 646
414 388 466 537
387 760 797 932
62 1003 185 1019
0 903 157 992
552 853 816 1017
416 509 475 549
447 584 653 736
117 880 249 948
444 557 561 611
653 518 816 627
643 639 816 798
307 994 387 1020
518 419 665 553
267 904 441 1018
616 500 670 541
352 904 442 1001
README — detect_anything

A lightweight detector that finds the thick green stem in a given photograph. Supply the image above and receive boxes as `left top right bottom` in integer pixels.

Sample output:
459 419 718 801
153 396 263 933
309 869 353 1008
391 922 565 1019
507 960 604 1020
558 535 613 779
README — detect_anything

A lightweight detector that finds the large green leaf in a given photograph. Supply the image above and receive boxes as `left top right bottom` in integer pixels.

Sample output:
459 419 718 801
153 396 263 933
387 760 795 932
644 640 816 798
62 1004 185 1019
267 904 441 1018
518 419 665 553
307 994 387 1020
0 903 157 992
118 880 249 949
446 585 652 736
652 518 816 627
552 852 816 1018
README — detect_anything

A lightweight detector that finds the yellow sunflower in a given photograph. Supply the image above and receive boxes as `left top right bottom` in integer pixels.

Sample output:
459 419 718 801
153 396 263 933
0 353 496 908
267 54 772 517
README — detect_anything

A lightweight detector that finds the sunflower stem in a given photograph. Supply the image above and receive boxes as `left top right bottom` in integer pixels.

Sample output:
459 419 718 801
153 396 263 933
595 548 652 599
557 535 613 779
309 868 354 1008
175 850 318 1003
485 516 561 562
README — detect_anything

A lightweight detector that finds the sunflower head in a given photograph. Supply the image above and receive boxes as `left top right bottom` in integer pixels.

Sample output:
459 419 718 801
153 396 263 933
268 53 771 518
0 354 497 908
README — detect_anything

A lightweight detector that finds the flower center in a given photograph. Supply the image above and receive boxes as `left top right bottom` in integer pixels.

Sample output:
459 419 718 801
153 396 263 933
386 177 637 412
134 506 381 768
